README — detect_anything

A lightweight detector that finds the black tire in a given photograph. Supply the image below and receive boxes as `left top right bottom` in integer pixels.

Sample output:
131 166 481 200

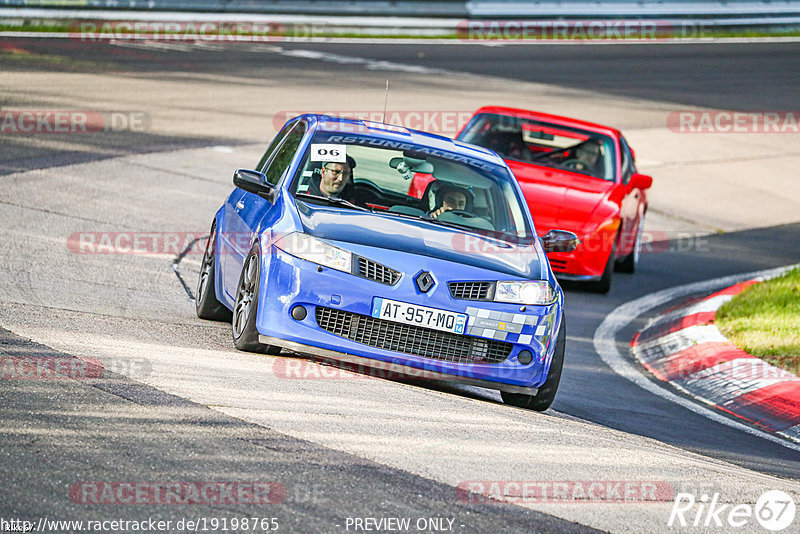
196 222 232 321
586 242 614 294
232 243 281 354
501 317 566 411
616 214 645 274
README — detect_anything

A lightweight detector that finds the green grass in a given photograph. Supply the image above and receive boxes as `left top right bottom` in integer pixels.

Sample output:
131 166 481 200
716 267 800 374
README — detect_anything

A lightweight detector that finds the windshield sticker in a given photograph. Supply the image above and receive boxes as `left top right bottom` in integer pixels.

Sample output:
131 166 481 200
309 143 346 163
319 134 497 172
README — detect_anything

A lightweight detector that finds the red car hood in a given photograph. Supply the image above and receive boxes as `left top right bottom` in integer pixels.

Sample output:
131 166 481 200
508 160 615 236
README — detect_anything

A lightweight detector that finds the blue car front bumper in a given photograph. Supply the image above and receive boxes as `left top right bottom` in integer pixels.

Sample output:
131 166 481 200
255 242 563 393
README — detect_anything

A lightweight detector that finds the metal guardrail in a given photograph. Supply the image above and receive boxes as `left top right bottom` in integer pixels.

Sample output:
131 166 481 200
468 0 800 18
0 1 467 16
1 0 799 28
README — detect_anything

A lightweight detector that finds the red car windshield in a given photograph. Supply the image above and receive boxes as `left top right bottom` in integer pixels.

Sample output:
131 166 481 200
459 113 617 182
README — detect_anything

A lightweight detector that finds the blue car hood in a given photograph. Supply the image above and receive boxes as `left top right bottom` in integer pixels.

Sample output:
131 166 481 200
296 203 545 279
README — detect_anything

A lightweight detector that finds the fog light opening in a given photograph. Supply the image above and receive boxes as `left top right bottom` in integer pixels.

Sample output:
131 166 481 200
517 350 533 365
291 305 307 321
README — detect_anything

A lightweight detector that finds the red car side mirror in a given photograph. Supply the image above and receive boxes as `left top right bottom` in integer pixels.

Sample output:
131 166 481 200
629 173 653 190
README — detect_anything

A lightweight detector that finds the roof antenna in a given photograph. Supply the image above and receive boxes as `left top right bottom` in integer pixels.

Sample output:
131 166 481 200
381 80 389 123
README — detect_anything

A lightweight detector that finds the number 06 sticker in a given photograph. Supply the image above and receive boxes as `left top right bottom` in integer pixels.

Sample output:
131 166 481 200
310 144 346 163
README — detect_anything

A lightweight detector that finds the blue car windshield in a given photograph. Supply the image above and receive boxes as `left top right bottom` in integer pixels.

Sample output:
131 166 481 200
291 131 533 240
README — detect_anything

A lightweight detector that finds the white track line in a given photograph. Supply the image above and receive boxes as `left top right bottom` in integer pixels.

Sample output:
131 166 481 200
593 264 800 453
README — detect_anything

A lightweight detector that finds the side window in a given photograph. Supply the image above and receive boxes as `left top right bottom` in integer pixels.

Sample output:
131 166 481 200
264 122 306 186
256 122 295 174
620 137 636 184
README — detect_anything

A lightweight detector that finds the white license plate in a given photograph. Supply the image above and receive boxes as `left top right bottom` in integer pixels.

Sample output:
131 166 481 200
371 297 468 334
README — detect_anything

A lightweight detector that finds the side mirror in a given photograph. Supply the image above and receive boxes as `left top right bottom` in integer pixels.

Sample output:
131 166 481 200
233 169 275 199
629 172 653 190
542 229 579 253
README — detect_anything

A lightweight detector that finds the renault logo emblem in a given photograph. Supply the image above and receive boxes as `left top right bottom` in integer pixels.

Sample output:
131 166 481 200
415 271 435 293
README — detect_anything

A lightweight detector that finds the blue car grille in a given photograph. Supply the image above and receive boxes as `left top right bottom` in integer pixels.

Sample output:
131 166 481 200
316 307 512 364
356 256 401 285
448 281 494 301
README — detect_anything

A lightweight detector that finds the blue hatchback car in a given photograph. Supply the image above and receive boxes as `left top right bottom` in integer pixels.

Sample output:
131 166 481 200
196 114 577 410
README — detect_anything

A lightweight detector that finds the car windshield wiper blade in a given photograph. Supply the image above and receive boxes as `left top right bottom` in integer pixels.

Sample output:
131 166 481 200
380 209 459 228
417 212 492 235
422 217 526 247
419 215 465 231
378 209 452 226
295 193 371 212
383 209 526 244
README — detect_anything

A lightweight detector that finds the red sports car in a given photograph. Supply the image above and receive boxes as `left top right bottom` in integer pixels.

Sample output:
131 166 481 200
452 106 653 292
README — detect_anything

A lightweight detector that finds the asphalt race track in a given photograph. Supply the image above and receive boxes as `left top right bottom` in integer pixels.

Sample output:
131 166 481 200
2 37 800 533
245 41 800 111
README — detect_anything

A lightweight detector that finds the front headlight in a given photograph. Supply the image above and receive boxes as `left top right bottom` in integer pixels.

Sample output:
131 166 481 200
274 232 352 273
495 281 556 305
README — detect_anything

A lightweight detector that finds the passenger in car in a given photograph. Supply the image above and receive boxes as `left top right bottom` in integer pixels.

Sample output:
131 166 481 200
486 131 529 161
429 184 472 219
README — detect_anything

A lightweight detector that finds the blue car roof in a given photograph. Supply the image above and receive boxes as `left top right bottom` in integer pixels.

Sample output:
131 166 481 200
294 114 506 168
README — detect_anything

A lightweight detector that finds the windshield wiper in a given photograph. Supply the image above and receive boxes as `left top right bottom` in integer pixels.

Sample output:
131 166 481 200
295 193 371 212
383 210 528 245
418 215 466 231
401 211 488 234
422 216 530 247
